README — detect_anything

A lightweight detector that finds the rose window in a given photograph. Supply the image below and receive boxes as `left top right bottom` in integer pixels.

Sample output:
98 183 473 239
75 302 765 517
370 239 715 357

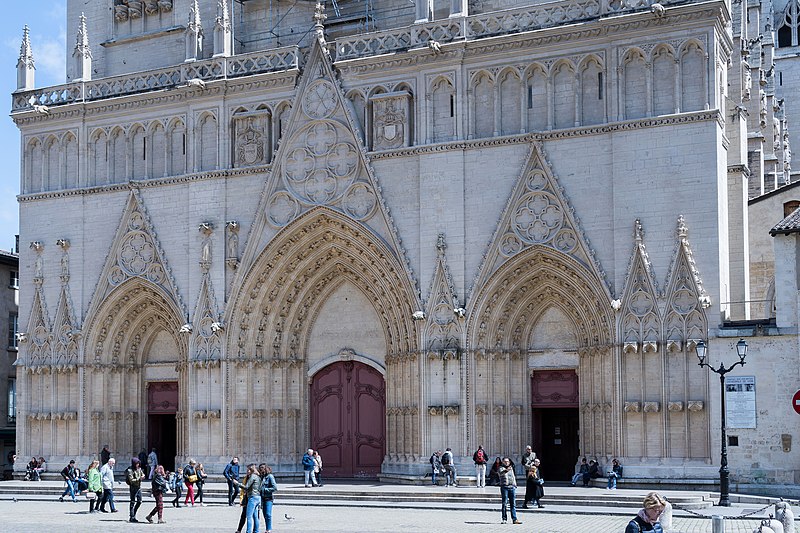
512 191 563 244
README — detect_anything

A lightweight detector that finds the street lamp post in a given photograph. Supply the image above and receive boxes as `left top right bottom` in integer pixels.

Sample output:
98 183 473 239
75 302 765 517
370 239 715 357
694 338 748 507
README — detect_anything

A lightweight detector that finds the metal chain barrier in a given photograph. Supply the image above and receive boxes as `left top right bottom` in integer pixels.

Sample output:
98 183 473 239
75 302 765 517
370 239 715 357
671 498 800 519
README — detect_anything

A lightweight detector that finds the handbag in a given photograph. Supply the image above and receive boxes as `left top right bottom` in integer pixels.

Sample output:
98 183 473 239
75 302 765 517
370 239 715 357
188 474 198 483
86 492 96 500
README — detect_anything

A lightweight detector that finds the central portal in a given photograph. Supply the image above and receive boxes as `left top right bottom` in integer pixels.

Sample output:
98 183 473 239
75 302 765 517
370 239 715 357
147 381 178 472
310 361 385 478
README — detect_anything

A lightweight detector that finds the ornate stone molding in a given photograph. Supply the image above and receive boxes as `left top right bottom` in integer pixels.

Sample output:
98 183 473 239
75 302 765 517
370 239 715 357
428 406 443 416
687 400 704 412
623 401 641 413
667 401 684 412
642 401 660 413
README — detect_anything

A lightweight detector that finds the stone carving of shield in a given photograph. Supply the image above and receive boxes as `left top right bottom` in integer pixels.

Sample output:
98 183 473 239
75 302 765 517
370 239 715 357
383 124 397 140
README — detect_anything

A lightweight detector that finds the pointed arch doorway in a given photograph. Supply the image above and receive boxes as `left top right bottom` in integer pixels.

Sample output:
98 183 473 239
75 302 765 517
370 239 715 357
310 361 385 478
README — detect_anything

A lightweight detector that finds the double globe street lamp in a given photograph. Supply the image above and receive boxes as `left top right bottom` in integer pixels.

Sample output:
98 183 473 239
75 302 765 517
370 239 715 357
694 338 748 507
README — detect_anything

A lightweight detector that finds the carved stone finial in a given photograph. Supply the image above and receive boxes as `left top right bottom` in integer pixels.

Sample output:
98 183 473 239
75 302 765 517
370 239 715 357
30 241 43 252
17 25 35 91
185 0 204 62
213 0 232 57
676 215 688 240
436 233 446 254
313 2 327 27
198 222 214 236
72 13 92 81
55 238 70 251
634 218 644 244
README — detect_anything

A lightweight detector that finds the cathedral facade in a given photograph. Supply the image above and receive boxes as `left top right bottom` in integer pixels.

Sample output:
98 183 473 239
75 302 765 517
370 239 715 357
11 0 799 486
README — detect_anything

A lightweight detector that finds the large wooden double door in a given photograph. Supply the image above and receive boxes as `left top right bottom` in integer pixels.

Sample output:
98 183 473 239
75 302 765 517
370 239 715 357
310 361 385 478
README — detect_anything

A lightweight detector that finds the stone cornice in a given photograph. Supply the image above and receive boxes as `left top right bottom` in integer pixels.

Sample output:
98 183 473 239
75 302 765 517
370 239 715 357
12 72 299 127
369 110 723 160
18 164 272 203
335 1 728 75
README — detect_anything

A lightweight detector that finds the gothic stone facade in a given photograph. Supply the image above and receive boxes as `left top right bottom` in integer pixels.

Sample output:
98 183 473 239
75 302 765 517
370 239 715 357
11 0 799 485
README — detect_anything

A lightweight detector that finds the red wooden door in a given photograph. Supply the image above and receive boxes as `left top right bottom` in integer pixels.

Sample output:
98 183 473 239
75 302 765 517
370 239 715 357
310 361 385 478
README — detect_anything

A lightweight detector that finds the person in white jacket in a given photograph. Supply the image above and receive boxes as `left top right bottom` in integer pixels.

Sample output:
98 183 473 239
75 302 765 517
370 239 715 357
99 458 117 513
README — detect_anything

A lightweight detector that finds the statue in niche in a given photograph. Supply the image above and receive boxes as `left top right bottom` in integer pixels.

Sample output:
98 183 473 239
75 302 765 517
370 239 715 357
226 220 239 268
236 117 264 166
742 64 751 101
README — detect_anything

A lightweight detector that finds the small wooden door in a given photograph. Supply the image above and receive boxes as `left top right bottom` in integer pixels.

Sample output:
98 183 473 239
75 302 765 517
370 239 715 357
310 361 385 478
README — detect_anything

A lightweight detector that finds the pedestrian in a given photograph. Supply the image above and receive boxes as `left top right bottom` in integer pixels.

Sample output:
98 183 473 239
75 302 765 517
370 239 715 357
99 457 117 513
170 469 183 507
524 457 544 508
145 465 169 524
224 456 241 506
472 445 488 488
571 457 589 486
125 457 146 522
521 445 536 475
196 463 208 505
442 447 457 486
313 450 324 487
87 460 102 513
100 446 111 466
234 477 248 533
259 464 277 533
487 456 502 486
498 457 522 525
243 463 261 533
183 458 198 506
138 449 148 471
59 459 78 502
607 458 623 490
429 451 442 486
147 448 158 479
625 492 666 532
302 449 317 487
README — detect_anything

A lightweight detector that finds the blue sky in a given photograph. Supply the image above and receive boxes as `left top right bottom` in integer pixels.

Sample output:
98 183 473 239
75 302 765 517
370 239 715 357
0 1 67 252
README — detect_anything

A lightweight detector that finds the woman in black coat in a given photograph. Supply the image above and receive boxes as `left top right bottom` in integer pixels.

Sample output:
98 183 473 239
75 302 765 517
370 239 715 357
523 458 544 508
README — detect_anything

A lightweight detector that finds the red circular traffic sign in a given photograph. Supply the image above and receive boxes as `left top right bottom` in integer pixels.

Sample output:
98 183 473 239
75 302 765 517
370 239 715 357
794 390 800 415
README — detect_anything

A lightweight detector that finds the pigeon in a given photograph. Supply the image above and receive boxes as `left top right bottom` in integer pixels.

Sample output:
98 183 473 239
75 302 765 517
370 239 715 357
32 104 50 115
185 78 207 89
284 513 295 520
650 3 665 17
427 40 441 54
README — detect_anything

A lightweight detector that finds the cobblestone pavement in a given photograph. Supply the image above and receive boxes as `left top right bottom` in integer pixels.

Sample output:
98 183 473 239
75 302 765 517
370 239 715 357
0 499 772 533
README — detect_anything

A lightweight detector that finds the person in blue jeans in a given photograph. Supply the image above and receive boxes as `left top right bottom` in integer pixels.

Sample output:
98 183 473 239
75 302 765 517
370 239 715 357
302 449 317 487
243 463 261 533
498 457 522 525
59 460 78 502
259 463 277 532
607 458 623 489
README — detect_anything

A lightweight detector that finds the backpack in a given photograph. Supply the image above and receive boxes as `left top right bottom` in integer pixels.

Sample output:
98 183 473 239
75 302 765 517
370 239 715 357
476 449 486 463
441 453 451 465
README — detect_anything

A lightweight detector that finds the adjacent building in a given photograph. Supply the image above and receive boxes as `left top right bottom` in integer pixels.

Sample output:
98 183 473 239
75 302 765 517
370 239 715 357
0 241 19 479
9 0 800 489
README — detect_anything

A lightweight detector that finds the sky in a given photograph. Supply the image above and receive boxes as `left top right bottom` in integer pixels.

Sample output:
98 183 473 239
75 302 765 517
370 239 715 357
0 1 67 252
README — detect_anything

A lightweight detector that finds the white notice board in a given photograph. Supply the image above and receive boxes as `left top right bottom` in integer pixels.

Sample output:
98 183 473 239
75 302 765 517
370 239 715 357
725 376 756 429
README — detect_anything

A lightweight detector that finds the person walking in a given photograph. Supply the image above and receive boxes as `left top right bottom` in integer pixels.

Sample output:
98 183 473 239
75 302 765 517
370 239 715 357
259 464 277 533
87 460 102 513
607 458 623 490
125 457 146 522
302 449 317 487
498 457 522 525
99 457 117 513
224 456 241 506
59 460 78 503
313 450 324 487
170 469 183 507
473 445 488 488
195 463 208 505
521 445 536 476
147 448 158 480
183 459 198 506
145 465 169 524
243 464 261 533
524 458 545 508
442 447 457 487
429 451 442 486
625 492 666 532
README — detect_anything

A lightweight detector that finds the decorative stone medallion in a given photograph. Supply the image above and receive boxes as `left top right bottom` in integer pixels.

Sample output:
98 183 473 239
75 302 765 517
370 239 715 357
302 80 338 120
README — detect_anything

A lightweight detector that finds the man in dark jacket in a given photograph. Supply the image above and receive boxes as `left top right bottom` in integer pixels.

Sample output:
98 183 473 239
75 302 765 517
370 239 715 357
125 457 146 523
59 460 78 502
223 457 240 506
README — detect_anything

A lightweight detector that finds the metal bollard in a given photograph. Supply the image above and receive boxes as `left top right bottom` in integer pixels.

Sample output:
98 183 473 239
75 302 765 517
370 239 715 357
711 515 725 533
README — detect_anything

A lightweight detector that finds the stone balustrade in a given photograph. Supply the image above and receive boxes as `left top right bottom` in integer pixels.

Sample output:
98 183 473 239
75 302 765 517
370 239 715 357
12 45 302 112
335 0 671 61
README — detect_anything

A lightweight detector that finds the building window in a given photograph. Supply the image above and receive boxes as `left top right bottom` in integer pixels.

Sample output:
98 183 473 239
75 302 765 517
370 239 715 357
785 200 800 218
7 378 15 425
7 313 17 350
9 270 18 289
777 1 799 48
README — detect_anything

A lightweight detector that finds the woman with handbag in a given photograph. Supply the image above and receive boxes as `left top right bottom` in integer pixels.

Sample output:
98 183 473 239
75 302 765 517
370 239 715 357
182 459 198 506
87 460 102 513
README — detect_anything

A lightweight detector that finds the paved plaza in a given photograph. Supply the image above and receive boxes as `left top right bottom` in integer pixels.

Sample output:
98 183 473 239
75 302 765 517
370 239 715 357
0 497 781 533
